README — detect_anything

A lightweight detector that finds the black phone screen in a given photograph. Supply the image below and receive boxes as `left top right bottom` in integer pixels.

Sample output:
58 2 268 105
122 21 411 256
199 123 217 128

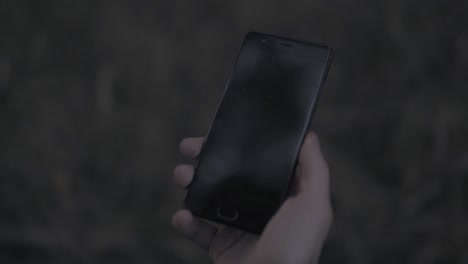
184 32 332 233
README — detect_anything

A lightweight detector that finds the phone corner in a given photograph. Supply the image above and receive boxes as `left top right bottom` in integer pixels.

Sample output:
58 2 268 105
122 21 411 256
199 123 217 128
328 47 335 59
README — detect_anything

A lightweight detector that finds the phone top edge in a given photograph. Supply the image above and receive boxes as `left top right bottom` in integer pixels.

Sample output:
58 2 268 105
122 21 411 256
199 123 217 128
246 31 333 53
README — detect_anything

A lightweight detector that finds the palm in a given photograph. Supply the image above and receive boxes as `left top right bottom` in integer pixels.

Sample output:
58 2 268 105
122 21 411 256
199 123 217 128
208 227 257 264
172 134 332 264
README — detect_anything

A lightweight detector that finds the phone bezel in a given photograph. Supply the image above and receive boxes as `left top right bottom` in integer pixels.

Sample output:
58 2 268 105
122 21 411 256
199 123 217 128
183 31 333 234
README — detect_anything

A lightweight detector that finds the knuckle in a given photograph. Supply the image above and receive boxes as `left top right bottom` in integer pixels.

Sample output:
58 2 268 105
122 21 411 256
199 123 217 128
173 164 188 176
179 138 188 153
174 164 182 173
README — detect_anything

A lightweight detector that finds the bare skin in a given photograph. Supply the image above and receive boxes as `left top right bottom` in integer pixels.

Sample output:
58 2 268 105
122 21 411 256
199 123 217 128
172 132 332 264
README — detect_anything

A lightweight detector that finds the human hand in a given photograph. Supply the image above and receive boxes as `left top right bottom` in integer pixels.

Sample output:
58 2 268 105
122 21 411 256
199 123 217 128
172 132 332 264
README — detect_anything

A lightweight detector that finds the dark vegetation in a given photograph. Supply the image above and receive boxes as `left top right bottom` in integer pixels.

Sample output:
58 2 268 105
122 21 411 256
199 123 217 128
1 0 467 263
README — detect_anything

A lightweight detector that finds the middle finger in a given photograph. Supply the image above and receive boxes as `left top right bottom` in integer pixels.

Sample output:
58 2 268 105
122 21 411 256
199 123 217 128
173 164 194 188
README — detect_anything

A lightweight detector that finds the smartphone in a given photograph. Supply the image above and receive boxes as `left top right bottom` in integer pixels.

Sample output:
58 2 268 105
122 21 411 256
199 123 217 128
183 32 333 234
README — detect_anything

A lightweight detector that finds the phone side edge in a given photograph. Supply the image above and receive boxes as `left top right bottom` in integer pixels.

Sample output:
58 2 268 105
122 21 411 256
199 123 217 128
279 46 334 204
182 33 253 212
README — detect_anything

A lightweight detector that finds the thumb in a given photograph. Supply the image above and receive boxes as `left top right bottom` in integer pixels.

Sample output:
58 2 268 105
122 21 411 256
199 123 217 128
295 132 330 200
248 133 332 264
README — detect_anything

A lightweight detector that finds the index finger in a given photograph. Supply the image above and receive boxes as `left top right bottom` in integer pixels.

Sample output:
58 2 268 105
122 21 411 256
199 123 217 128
179 137 205 159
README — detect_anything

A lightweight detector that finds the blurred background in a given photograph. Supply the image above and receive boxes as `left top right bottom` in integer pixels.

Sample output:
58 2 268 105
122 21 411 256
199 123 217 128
1 0 468 263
